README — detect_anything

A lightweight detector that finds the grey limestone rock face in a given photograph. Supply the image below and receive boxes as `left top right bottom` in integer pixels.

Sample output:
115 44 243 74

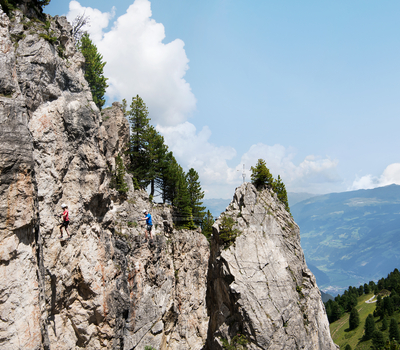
99 102 130 172
207 183 338 350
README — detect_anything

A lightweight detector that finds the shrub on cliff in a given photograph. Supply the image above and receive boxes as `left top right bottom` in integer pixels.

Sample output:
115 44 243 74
218 216 239 248
0 0 50 16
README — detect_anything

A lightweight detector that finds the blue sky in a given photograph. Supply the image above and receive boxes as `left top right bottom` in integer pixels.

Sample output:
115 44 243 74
45 0 400 199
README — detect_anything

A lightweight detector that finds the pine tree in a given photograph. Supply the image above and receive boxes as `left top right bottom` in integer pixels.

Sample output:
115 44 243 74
330 301 343 323
364 314 375 340
111 154 128 197
201 210 214 240
372 331 385 349
364 283 371 294
344 345 352 350
272 175 290 213
250 159 273 190
147 126 169 198
349 307 360 330
384 296 395 316
382 317 388 331
79 33 108 110
173 165 194 229
390 319 400 341
186 168 206 226
155 152 177 204
127 95 152 188
375 295 384 319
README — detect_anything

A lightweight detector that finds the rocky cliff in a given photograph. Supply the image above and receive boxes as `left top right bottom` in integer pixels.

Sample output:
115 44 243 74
207 183 338 349
0 4 337 350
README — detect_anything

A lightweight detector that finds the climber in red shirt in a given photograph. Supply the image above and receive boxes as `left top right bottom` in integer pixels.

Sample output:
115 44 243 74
59 203 71 239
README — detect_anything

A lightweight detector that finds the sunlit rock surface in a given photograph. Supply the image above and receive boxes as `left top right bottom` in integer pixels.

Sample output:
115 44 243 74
207 183 338 350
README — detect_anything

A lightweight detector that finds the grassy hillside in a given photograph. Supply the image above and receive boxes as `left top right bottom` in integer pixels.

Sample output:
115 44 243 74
331 296 400 349
291 184 400 294
329 268 400 349
330 293 376 349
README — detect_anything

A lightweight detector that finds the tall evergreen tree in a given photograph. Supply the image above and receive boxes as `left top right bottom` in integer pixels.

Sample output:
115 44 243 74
201 210 214 240
390 319 400 341
349 307 360 330
272 175 290 213
110 154 128 197
79 33 108 110
173 165 194 229
127 95 152 188
382 317 388 331
186 168 206 226
375 295 384 319
146 126 163 196
251 159 273 189
155 152 177 204
384 296 395 316
329 300 343 323
364 283 371 294
364 314 376 340
372 331 385 349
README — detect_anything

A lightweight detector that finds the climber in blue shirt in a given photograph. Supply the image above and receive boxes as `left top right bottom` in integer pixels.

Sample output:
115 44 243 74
139 209 154 243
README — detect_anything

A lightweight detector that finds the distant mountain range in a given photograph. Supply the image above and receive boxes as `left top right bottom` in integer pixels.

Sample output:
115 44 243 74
203 198 231 218
291 184 400 295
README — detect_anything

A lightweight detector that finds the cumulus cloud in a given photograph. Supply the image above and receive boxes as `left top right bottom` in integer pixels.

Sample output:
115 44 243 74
239 143 341 193
350 163 400 190
67 0 196 126
157 124 342 197
157 122 238 198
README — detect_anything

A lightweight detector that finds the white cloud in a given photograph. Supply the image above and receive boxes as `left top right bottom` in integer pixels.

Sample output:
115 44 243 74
350 163 400 190
158 125 342 198
157 122 238 198
67 0 196 126
239 143 341 194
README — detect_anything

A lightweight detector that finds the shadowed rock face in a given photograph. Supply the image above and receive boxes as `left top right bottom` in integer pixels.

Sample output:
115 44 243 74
0 4 337 350
207 183 338 350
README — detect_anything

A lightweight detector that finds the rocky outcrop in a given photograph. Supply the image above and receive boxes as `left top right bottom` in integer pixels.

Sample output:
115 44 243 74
0 4 337 350
207 183 338 349
99 102 130 171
